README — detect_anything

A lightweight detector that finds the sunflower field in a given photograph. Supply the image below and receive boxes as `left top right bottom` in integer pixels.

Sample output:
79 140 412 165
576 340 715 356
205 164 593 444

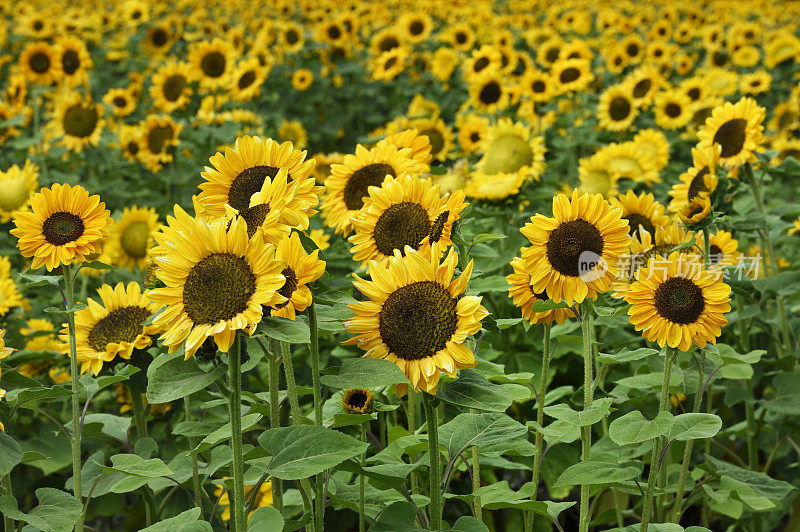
2 1 800 531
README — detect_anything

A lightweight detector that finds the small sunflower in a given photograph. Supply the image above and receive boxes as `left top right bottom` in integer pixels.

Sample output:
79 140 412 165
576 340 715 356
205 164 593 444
55 36 92 87
349 174 467 269
344 245 488 395
405 118 453 163
322 143 424 235
456 115 489 155
11 183 112 271
18 41 60 85
147 211 286 359
399 13 432 44
678 194 712 225
0 159 38 223
632 129 670 170
277 119 308 150
668 144 721 214
102 88 137 117
48 92 104 152
475 118 546 184
371 47 409 82
107 206 159 271
625 66 663 107
626 252 731 352
137 114 183 172
291 68 313 91
602 141 660 186
378 129 433 167
150 62 193 113
468 70 509 114
59 282 160 375
189 39 236 91
610 190 670 238
653 90 693 130
552 58 593 94
507 252 571 326
697 97 765 169
279 22 305 53
231 57 268 102
520 190 630 305
515 70 554 104
270 232 325 320
597 85 638 131
342 388 374 414
703 230 741 268
740 71 771 96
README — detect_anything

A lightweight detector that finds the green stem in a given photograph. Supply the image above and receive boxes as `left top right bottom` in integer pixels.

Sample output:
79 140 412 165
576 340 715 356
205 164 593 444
578 305 594 532
359 423 367 532
265 339 283 513
227 334 246 531
472 443 481 521
64 264 84 532
408 388 418 495
128 385 155 526
423 392 442 530
671 353 705 522
641 349 675 532
282 341 302 425
526 323 551 532
3 474 13 531
184 397 204 519
308 303 325 532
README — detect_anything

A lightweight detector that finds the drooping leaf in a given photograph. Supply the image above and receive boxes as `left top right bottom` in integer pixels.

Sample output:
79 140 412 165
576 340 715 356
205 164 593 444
667 413 722 441
553 454 641 487
438 413 527 459
146 349 227 403
609 411 674 446
320 357 408 389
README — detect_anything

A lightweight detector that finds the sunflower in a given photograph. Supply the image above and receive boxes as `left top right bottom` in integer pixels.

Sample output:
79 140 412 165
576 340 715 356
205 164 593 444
279 22 305 54
150 62 193 113
344 245 488 395
520 190 630 305
678 194 711 225
632 129 670 170
430 48 459 83
291 68 313 91
468 70 509 114
456 115 489 155
552 58 593 94
702 230 741 268
536 38 563 67
378 129 433 167
11 183 113 271
626 252 731 352
578 151 619 197
610 190 670 238
231 58 268 102
704 68 738 98
137 114 182 172
465 172 526 201
107 206 159 271
507 252 571 326
475 118 546 185
625 66 663 108
462 45 503 82
189 39 236 91
399 13 432 44
198 135 321 233
147 211 286 359
322 143 424 235
668 144 721 214
443 23 475 51
270 232 325 320
371 46 409 82
697 97 765 169
515 70 554 104
405 118 453 163
18 41 60 85
679 77 707 104
0 159 38 223
48 91 104 152
58 282 159 375
143 23 175 56
277 120 308 150
602 141 660 185
20 318 60 352
653 90 692 130
55 36 92 87
342 388 373 414
597 84 638 131
0 276 24 319
349 174 467 269
102 88 137 117
620 35 645 63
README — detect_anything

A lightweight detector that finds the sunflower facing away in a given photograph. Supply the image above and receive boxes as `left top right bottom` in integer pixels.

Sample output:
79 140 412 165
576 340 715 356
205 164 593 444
322 143 424 235
270 232 326 320
58 282 160 375
344 245 488 395
146 209 286 359
697 97 765 169
11 183 113 271
107 206 160 270
507 252 571 325
349 174 467 269
342 388 374 414
520 190 630 305
0 159 38 223
626 251 731 352
474 118 547 184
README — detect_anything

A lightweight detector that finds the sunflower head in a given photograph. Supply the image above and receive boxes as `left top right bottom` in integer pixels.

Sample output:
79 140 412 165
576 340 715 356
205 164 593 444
698 97 765 169
342 388 374 414
0 329 14 360
678 194 712 226
0 159 38 223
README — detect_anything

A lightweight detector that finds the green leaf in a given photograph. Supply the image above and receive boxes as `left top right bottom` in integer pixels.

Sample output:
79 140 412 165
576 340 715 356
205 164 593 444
720 476 775 511
248 507 285 531
103 454 174 493
609 411 675 445
259 316 311 344
527 420 581 445
448 481 574 520
438 413 527 458
80 365 140 396
597 348 659 364
337 460 421 491
668 414 722 441
258 425 368 480
472 233 506 245
706 456 796 502
320 357 408 389
146 349 227 403
615 371 682 389
6 384 71 408
0 433 22 477
141 508 212 531
191 413 262 455
531 299 571 312
369 501 425 532
553 454 641 487
0 488 82 532
80 413 132 442
437 369 517 412
15 271 61 287
543 398 613 427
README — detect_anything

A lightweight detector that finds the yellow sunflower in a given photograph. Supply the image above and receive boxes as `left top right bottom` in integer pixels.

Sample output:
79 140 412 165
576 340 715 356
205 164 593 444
702 229 741 268
0 159 38 223
270 232 325 320
147 211 286 359
215 481 273 523
697 97 765 169
378 129 433 167
456 115 489 155
291 68 313 91
578 151 619 197
102 88 137 117
277 120 308 150
653 90 693 130
107 206 159 271
552 58 593 94
610 190 670 238
468 70 509 114
668 144 721 214
342 388 374 414
632 129 670 170
349 174 467 269
322 143 424 235
624 65 664 108
602 141 660 186
59 282 160 375
20 318 60 352
371 46 409 82
18 41 60 85
507 252 571 325
48 91 104 152
740 71 771 96
626 252 731 352
198 135 321 232
231 57 268 102
475 118 547 184
344 245 488 395
520 190 630 305
55 35 92 87
189 39 236 91
11 183 112 271
404 118 453 163
137 114 183 172
678 194 712 225
150 61 193 113
597 85 638 131
0 276 24 319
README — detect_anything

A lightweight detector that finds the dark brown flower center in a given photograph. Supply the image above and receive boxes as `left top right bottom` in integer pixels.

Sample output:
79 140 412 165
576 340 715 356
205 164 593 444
200 51 226 78
478 81 501 105
147 124 174 154
665 102 682 118
29 51 50 73
713 118 747 158
61 50 80 75
162 74 186 102
63 104 98 138
87 306 151 352
183 253 256 324
343 163 396 210
653 276 705 324
624 213 656 237
43 211 84 245
559 67 580 84
373 202 431 256
228 165 281 211
633 79 651 98
545 219 604 277
275 267 298 308
609 96 631 121
238 71 256 90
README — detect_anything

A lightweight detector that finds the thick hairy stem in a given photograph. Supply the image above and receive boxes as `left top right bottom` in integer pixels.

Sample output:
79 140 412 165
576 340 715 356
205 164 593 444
65 265 84 532
578 306 594 532
308 303 325 531
227 335 246 531
184 397 204 519
526 323 551 532
265 339 283 513
423 393 442 530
